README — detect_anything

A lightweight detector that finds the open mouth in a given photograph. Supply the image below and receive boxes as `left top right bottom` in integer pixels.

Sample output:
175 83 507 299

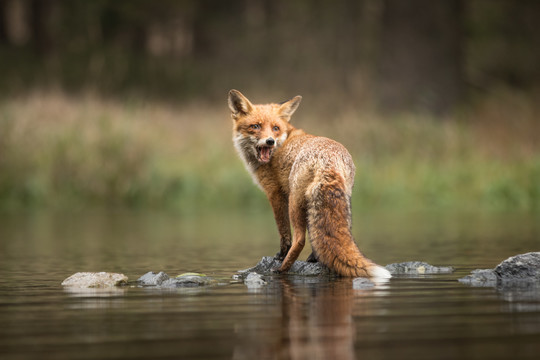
256 146 274 163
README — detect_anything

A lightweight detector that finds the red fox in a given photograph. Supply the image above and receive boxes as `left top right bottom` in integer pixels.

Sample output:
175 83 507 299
228 90 391 279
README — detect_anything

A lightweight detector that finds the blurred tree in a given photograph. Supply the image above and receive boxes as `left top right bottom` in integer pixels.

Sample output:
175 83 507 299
0 0 538 113
468 0 540 90
29 0 57 55
377 0 464 115
0 0 7 44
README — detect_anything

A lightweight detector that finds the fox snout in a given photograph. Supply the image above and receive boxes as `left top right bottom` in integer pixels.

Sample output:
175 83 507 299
255 137 275 146
255 137 276 164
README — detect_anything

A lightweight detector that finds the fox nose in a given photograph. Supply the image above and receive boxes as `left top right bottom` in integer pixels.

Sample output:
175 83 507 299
266 138 275 146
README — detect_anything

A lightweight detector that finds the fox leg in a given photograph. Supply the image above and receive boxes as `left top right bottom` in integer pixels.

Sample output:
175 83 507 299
268 191 292 260
306 251 318 263
277 194 307 273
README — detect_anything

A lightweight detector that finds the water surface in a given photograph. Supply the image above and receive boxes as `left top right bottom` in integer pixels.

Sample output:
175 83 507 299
0 210 539 359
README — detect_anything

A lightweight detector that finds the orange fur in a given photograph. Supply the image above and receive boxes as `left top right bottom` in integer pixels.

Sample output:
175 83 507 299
228 90 390 279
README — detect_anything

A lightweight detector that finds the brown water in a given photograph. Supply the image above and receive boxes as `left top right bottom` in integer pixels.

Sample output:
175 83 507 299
0 210 539 360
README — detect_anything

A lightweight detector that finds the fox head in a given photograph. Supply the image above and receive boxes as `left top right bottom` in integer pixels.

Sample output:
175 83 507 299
228 89 302 167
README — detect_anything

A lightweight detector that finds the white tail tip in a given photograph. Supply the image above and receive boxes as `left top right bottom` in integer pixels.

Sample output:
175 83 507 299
369 265 392 279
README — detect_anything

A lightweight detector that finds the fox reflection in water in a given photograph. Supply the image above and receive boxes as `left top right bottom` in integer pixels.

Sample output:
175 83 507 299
233 277 384 360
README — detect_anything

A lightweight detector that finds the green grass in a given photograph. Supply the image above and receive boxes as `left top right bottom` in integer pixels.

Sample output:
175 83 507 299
1 90 539 212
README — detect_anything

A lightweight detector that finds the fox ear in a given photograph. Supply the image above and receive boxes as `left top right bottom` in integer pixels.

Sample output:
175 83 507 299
279 95 302 120
228 89 253 118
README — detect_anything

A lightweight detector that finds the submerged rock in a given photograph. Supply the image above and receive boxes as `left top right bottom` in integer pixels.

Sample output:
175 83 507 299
137 271 169 286
137 271 217 288
385 261 455 275
61 272 128 288
459 252 540 287
174 273 217 287
243 272 267 289
352 277 375 290
237 256 333 278
458 269 498 287
238 257 456 280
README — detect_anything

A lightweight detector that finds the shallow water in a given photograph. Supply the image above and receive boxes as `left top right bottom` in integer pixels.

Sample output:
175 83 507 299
0 210 539 359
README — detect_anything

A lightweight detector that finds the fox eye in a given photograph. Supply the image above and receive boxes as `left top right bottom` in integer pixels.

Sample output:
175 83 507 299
250 124 261 130
273 126 280 131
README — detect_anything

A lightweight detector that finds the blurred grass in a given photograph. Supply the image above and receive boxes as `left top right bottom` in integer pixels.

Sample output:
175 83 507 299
1 90 539 212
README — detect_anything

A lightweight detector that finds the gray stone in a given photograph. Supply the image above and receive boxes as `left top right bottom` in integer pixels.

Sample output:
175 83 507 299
385 261 455 275
173 273 217 287
137 272 217 288
237 256 333 278
353 277 375 289
457 269 498 287
495 252 540 281
61 272 128 288
244 272 267 289
137 271 170 286
239 257 456 280
458 252 540 288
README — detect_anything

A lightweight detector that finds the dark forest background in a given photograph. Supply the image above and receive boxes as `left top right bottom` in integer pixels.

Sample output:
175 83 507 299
1 0 539 114
1 0 540 212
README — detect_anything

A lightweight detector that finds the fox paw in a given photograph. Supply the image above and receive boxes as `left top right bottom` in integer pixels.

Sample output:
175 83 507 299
274 243 291 261
306 252 319 263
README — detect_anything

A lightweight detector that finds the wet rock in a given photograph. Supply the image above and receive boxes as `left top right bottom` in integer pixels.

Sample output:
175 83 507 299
174 273 217 287
495 252 540 281
385 261 455 275
137 271 217 288
457 269 498 287
353 277 375 290
137 271 169 286
61 272 128 288
459 252 540 287
239 257 456 280
244 272 267 288
237 256 333 278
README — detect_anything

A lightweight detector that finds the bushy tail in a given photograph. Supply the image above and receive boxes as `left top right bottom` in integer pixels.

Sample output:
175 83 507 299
307 170 391 279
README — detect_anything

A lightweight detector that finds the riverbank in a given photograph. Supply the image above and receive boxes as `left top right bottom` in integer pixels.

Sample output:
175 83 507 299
1 90 539 212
